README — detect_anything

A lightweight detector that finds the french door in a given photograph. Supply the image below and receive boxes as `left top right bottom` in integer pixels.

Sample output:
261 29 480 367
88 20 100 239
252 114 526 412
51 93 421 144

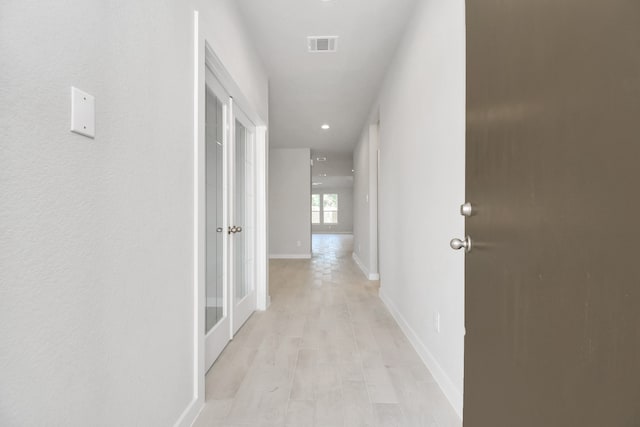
204 67 257 371
231 107 257 334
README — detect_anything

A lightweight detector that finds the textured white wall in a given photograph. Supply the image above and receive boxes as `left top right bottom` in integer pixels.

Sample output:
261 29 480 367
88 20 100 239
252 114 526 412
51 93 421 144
0 1 267 426
355 0 466 416
268 148 311 257
353 129 372 272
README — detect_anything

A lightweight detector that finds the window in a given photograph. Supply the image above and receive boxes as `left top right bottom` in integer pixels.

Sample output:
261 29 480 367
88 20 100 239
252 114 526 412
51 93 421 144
311 194 321 224
323 193 338 224
311 193 338 225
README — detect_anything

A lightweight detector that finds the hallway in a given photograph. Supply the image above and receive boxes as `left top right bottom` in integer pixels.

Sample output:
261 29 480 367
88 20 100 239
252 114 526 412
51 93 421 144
195 234 460 427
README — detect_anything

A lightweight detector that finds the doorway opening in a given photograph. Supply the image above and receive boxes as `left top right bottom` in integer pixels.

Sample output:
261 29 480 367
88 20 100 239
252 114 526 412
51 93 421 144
310 151 355 257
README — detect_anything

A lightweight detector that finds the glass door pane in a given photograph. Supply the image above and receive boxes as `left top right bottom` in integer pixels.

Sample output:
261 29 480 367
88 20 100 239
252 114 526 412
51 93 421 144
204 68 232 372
205 88 225 334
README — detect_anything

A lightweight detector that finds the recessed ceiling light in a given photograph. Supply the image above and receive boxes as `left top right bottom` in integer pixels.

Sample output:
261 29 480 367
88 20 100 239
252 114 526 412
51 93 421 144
312 182 322 186
321 124 330 130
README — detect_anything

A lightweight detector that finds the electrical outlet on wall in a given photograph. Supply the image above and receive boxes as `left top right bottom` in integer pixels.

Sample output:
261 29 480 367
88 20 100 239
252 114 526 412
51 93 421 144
434 312 441 333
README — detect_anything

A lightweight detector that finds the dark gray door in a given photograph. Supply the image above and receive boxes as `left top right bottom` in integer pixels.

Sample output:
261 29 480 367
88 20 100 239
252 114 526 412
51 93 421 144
464 1 640 426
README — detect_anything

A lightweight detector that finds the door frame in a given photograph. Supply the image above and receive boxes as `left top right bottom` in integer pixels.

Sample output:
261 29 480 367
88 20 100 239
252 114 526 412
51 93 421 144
183 10 269 426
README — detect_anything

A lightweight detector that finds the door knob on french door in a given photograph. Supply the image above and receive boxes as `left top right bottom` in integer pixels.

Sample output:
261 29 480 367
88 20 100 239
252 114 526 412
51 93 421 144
228 226 237 234
236 226 242 233
450 236 472 253
460 202 473 217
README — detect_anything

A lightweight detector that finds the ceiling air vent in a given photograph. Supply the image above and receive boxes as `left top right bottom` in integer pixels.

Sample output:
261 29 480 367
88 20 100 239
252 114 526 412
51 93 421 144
308 36 338 53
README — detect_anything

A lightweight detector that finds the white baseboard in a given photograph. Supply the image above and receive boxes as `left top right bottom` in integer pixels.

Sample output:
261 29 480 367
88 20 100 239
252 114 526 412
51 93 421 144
352 252 368 277
173 397 203 427
352 252 379 280
269 253 312 259
379 288 463 420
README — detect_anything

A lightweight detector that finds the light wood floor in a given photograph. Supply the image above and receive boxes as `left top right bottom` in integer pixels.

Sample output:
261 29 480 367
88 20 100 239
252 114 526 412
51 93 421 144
194 234 461 427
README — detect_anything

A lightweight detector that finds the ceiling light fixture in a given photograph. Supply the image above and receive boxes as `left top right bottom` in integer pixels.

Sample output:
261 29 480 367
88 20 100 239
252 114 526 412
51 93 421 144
321 124 330 130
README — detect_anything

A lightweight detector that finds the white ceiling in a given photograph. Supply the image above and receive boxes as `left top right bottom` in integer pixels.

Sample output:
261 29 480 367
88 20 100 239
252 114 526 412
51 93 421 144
236 0 418 152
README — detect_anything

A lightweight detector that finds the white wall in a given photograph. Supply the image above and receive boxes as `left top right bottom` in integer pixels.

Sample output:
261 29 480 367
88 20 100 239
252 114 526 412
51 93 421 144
354 0 466 417
0 1 267 426
268 148 311 258
353 127 378 279
311 151 353 177
312 188 354 234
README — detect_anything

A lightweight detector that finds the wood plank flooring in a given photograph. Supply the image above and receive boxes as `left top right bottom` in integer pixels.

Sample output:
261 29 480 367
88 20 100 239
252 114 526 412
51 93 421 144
194 234 461 427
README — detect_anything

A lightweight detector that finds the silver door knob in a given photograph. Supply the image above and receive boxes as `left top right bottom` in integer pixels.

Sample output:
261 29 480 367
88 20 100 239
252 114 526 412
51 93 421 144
228 226 242 234
460 202 473 217
216 227 223 233
450 236 472 252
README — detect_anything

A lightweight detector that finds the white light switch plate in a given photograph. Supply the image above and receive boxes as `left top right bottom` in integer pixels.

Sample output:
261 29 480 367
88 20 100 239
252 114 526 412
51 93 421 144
70 87 95 138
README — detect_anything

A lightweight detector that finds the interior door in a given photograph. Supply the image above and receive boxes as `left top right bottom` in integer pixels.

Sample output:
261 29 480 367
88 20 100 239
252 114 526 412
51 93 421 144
463 1 640 426
204 69 231 370
230 107 256 333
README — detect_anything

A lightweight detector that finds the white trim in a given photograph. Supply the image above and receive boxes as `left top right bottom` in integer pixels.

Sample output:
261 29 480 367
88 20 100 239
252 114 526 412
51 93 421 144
379 288 463 420
269 254 312 259
205 45 266 127
352 252 367 276
173 397 203 427
180 11 205 427
352 252 379 280
368 123 379 277
255 126 269 310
